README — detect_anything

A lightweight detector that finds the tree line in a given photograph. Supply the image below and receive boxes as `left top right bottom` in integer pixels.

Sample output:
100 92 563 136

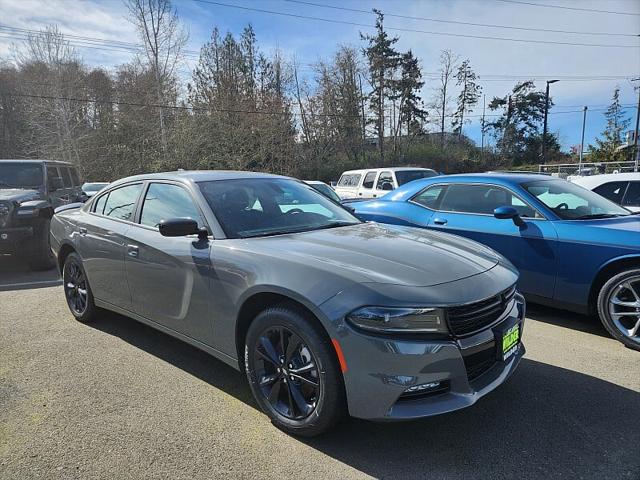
0 0 633 182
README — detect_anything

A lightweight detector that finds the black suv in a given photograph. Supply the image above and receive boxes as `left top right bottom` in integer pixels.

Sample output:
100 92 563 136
0 160 83 270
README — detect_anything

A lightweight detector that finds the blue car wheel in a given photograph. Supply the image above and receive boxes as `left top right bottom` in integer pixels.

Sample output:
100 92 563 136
597 268 640 351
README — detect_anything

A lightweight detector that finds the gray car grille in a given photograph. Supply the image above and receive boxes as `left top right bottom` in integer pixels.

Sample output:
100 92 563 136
447 285 517 337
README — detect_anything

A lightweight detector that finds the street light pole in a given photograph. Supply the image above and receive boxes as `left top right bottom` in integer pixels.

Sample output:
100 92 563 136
542 79 559 165
579 106 587 172
632 77 640 172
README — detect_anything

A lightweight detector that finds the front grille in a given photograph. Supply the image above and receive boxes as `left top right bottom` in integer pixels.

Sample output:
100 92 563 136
0 202 11 228
447 285 517 337
463 342 497 381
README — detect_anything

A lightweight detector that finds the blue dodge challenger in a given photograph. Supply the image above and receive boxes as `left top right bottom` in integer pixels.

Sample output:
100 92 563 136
350 173 640 351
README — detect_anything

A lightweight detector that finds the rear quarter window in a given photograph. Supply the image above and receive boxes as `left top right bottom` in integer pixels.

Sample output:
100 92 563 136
337 174 362 187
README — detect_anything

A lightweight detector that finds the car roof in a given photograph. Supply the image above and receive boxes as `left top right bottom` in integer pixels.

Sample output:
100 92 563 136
339 167 436 175
569 172 640 188
110 170 289 186
423 172 553 184
0 159 74 166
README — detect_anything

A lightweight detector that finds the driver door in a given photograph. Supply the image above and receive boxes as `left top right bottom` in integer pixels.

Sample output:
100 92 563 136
372 171 394 198
426 183 558 299
124 181 214 344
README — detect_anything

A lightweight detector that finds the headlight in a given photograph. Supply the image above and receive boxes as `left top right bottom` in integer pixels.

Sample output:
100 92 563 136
346 306 447 333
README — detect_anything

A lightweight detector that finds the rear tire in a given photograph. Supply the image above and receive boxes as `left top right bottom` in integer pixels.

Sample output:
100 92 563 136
597 268 640 351
244 304 347 437
28 218 55 271
63 252 99 323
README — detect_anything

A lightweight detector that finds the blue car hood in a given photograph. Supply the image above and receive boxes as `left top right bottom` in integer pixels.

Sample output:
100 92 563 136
555 216 640 248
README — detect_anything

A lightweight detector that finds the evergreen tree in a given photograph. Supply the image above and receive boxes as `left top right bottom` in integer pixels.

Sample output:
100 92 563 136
452 59 481 140
396 50 427 137
361 9 400 163
588 87 631 161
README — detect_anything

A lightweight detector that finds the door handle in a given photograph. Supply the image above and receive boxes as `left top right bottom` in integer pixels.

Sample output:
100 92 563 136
373 194 377 198
358 192 363 196
127 245 139 258
433 218 448 225
78 227 87 236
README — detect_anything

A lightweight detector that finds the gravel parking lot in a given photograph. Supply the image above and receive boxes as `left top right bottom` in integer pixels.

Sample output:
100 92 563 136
1 258 638 480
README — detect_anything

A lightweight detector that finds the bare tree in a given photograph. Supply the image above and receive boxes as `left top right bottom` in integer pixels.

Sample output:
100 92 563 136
433 49 458 148
126 0 187 155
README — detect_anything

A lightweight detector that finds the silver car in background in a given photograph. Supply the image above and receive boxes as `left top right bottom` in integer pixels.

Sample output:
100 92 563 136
50 171 525 436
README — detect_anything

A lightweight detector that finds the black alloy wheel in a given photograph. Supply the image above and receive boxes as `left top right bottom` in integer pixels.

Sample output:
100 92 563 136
254 326 320 420
63 253 98 323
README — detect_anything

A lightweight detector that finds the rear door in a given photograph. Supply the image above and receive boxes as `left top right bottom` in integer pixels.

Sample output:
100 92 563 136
426 183 558 299
78 183 143 310
124 181 213 343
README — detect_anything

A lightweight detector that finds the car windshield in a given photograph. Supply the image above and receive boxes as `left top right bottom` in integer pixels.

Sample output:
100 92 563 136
198 178 361 238
395 169 437 186
523 179 631 220
309 183 341 202
0 162 44 189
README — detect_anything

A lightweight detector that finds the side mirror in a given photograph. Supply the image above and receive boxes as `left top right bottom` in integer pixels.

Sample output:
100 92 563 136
50 177 64 192
381 182 394 191
494 206 526 228
159 218 206 238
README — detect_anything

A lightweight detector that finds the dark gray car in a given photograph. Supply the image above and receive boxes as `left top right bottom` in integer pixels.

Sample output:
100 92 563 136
50 171 525 436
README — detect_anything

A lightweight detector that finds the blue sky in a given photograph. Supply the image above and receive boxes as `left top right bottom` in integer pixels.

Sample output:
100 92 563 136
1 0 639 153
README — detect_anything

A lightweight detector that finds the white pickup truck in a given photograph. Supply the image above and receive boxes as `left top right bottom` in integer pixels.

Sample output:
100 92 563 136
334 167 438 200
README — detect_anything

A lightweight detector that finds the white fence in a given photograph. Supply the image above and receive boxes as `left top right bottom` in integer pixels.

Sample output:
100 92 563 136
538 161 637 178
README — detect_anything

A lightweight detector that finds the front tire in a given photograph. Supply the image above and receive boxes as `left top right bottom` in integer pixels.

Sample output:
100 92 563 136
63 252 99 323
597 269 640 351
244 304 346 437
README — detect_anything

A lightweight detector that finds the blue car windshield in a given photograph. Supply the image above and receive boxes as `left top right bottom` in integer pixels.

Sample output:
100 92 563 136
198 178 361 238
523 179 631 220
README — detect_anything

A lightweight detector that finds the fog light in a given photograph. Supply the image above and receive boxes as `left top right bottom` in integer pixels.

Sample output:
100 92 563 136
404 381 441 393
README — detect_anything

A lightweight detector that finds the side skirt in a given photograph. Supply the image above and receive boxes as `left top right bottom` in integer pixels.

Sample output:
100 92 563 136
94 298 240 371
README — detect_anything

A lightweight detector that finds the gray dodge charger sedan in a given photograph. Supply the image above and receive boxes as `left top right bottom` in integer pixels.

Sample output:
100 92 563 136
50 171 525 436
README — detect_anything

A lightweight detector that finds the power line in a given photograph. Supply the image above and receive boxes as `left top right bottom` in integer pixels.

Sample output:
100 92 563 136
283 0 639 37
4 92 626 120
494 0 640 16
191 0 639 48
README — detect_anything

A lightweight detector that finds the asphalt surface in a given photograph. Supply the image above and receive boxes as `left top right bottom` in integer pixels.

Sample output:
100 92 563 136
1 257 639 480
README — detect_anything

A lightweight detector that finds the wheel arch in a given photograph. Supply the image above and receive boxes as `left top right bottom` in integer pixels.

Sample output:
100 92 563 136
234 287 334 372
57 241 77 274
589 254 640 315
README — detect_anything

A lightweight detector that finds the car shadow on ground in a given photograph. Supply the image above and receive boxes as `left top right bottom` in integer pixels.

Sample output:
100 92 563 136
526 303 610 338
89 310 639 480
0 256 61 291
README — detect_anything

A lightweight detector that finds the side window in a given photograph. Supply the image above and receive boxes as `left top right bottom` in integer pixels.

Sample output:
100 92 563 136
593 181 627 204
362 171 377 189
376 171 393 190
94 193 108 215
623 181 640 207
140 183 203 229
337 174 362 187
439 184 538 217
102 184 142 221
412 185 446 209
46 166 60 189
69 168 80 186
60 167 73 188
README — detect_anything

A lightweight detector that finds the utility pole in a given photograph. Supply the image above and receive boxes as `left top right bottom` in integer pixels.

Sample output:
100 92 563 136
579 106 587 171
542 79 559 165
359 73 366 163
481 94 486 157
632 77 640 172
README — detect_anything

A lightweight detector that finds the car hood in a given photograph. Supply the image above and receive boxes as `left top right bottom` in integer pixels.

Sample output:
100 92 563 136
0 188 42 203
554 216 640 248
251 222 502 287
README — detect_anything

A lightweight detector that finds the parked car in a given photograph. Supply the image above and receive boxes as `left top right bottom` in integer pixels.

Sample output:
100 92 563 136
50 171 525 436
81 182 110 199
334 167 438 200
568 172 640 212
349 173 640 351
0 159 83 270
303 180 341 203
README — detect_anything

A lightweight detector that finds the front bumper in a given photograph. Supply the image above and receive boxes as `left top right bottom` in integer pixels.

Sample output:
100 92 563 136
0 226 34 253
330 293 526 420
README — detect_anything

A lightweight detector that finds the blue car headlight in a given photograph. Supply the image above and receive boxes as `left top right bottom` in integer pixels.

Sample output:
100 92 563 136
346 306 447 333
